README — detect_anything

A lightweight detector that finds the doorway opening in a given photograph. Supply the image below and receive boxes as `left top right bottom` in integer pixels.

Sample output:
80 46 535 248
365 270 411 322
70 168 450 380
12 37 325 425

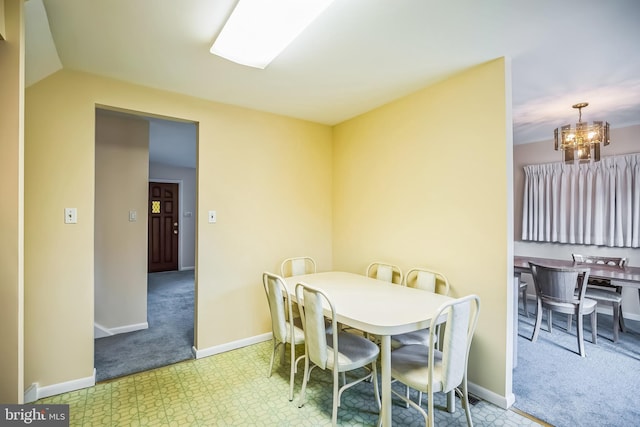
93 107 197 381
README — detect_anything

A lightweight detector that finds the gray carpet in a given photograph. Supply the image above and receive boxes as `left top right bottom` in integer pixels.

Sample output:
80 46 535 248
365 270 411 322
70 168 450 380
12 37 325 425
513 305 640 427
94 270 194 382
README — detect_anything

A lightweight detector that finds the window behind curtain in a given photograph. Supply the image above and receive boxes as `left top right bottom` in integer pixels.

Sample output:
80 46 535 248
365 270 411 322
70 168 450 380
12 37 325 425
522 153 640 248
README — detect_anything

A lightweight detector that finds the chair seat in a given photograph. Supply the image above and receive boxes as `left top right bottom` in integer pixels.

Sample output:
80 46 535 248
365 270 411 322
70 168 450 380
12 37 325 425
391 344 446 393
544 297 597 313
585 288 623 303
328 332 380 372
287 319 306 345
391 329 430 349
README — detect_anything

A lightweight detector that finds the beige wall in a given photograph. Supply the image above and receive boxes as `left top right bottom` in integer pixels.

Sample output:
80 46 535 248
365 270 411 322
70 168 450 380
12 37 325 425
514 124 640 316
95 112 149 330
25 69 334 388
333 58 513 399
0 0 24 404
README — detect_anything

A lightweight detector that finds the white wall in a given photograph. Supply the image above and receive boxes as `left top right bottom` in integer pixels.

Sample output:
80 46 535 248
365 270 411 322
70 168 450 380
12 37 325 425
94 111 149 332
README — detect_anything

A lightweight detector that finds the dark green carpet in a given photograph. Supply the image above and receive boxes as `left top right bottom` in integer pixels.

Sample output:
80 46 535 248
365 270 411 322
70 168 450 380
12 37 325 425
94 270 194 382
513 305 640 427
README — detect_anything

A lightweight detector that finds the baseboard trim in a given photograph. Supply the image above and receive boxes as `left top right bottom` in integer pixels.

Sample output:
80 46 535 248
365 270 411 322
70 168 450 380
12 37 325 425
193 333 272 359
623 311 640 321
180 266 195 271
94 323 112 338
25 369 96 402
468 381 514 409
95 322 149 338
24 383 38 403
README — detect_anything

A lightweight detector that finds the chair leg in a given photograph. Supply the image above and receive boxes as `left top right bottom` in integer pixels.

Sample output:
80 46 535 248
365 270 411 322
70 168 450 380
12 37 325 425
371 362 381 409
332 369 339 426
268 340 279 378
566 313 571 333
427 386 435 427
612 302 620 343
298 357 311 408
461 377 474 427
531 300 543 342
548 310 553 333
591 310 597 345
520 285 528 318
288 343 296 401
576 311 585 357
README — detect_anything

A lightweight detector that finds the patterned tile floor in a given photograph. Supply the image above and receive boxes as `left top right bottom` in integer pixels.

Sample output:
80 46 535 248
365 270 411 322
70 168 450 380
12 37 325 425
37 341 545 426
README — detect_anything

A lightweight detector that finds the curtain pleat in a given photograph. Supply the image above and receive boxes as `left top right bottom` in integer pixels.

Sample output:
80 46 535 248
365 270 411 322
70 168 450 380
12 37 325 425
522 153 640 248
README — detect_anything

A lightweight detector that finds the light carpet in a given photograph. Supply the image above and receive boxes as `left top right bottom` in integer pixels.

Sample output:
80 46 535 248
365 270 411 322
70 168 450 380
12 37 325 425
513 307 640 427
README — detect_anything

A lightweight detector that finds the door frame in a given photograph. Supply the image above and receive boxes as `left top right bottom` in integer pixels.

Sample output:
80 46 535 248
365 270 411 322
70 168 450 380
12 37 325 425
148 178 184 271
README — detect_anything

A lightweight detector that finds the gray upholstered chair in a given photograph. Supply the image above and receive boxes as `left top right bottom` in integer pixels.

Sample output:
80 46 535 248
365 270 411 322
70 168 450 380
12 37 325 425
571 254 626 342
366 261 403 285
389 294 481 427
529 262 597 357
295 282 380 426
262 272 306 401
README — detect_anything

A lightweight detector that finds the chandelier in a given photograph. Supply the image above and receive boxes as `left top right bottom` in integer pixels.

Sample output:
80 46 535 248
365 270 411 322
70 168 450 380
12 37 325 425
554 102 610 163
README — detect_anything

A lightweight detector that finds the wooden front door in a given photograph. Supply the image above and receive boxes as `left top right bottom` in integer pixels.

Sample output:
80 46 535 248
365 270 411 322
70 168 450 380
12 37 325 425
148 182 179 272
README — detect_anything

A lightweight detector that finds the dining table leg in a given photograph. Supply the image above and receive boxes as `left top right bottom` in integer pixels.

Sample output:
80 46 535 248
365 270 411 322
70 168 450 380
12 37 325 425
379 334 391 427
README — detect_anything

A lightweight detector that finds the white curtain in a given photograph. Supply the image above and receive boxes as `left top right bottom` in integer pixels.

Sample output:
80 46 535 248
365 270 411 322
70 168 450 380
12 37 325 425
522 153 640 248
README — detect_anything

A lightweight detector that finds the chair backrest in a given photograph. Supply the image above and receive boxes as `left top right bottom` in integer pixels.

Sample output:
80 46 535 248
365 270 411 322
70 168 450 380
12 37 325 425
262 272 294 344
431 294 480 393
529 262 590 304
295 282 334 370
404 267 450 296
280 256 317 277
366 261 403 284
572 253 627 268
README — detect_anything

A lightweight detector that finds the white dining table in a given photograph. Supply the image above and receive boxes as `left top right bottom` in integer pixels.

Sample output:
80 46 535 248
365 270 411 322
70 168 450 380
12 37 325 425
283 271 453 427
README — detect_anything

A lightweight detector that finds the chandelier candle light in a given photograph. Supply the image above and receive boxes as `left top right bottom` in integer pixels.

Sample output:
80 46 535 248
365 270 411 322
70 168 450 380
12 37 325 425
554 102 610 163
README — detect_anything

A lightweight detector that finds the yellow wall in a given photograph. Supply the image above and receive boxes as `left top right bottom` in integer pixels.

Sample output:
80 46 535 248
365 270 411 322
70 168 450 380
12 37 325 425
24 57 512 402
0 0 24 404
25 70 334 388
95 112 149 330
333 58 512 398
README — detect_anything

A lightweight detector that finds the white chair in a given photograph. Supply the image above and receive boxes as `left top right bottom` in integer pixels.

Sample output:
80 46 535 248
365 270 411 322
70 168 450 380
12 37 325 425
389 294 481 427
366 261 403 284
280 256 316 277
262 272 306 401
390 267 451 407
391 267 451 348
295 282 381 426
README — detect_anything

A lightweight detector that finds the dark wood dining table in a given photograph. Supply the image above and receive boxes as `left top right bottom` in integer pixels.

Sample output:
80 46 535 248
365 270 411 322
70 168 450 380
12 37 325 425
514 255 640 289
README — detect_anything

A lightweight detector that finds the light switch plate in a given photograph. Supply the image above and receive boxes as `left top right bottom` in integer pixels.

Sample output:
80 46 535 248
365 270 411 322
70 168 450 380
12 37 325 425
208 210 216 223
65 208 77 224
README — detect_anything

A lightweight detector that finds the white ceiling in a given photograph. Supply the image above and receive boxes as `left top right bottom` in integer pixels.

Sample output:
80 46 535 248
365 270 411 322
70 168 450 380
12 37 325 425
25 0 640 154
